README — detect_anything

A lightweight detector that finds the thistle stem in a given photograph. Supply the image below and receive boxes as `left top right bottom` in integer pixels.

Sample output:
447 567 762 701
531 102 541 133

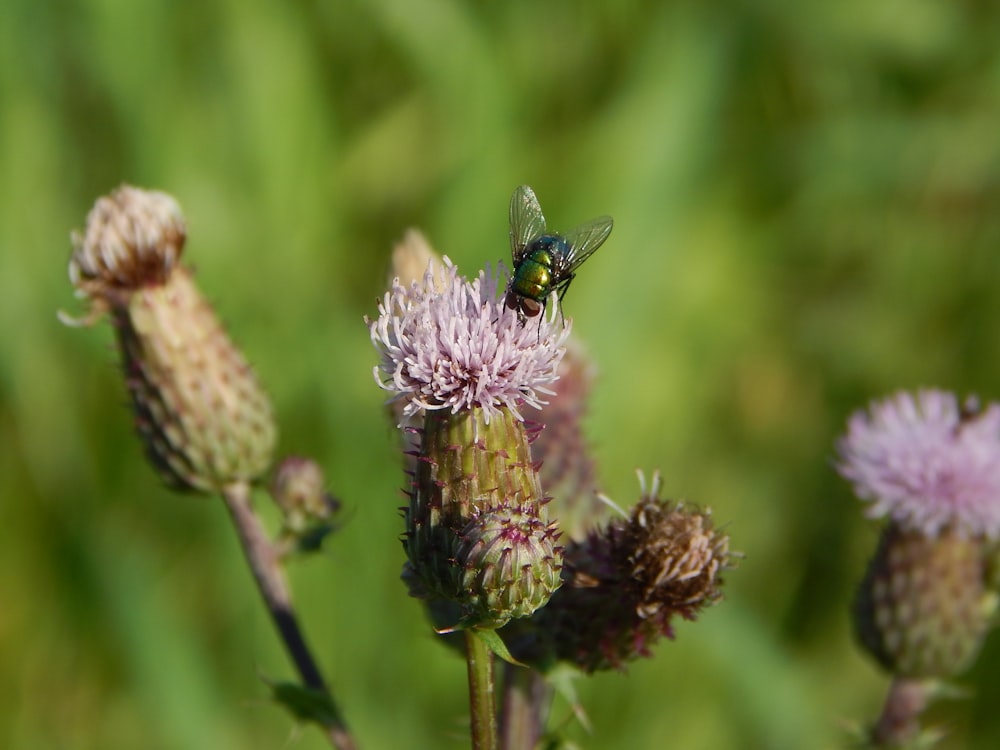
500 664 551 750
466 630 499 750
871 677 931 747
221 481 357 750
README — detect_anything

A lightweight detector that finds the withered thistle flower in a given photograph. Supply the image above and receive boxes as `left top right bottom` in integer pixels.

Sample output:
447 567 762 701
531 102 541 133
370 258 569 629
509 472 733 672
837 390 1000 683
64 185 276 493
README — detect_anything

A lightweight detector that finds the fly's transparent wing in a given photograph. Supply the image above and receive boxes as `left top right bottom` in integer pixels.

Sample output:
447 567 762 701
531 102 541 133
509 185 547 264
560 215 613 273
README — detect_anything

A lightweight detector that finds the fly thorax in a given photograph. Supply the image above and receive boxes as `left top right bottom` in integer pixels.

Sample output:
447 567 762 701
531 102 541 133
531 235 567 262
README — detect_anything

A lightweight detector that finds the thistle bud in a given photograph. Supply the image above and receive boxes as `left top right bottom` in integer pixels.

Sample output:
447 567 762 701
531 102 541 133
454 503 563 629
66 185 276 493
270 457 341 554
854 524 994 678
390 229 448 291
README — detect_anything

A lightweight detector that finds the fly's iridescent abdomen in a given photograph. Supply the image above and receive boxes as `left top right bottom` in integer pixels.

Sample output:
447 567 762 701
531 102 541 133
507 238 565 311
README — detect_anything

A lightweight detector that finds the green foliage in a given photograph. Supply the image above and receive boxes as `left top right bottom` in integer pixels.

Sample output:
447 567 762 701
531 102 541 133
470 628 525 668
266 678 341 731
3 0 1000 748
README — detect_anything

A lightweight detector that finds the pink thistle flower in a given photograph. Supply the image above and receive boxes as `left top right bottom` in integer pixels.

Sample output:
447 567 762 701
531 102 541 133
369 257 570 424
837 389 1000 538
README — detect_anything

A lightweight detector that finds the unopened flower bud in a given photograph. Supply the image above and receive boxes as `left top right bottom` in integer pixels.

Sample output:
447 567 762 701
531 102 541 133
390 229 447 291
66 185 276 493
454 503 563 629
270 457 341 554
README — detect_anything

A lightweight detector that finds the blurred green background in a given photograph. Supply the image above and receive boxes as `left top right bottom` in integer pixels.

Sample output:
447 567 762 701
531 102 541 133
4 0 1000 748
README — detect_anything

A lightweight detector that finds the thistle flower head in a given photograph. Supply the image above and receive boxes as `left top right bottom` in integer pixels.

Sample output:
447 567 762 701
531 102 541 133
837 389 1000 539
507 471 734 672
65 185 276 493
68 185 186 304
370 257 570 424
372 253 569 629
624 472 731 618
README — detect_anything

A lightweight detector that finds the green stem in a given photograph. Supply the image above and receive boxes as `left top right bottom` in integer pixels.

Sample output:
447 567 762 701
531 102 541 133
222 482 358 750
466 630 498 750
